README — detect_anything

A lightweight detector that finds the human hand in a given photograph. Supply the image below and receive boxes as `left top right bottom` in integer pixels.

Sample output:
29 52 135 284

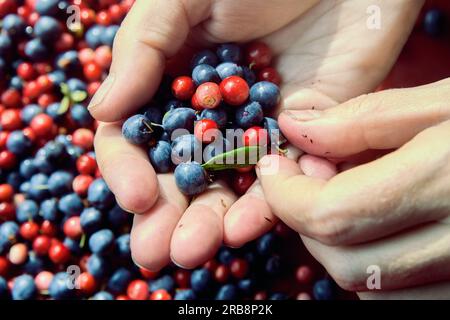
257 78 450 298
90 0 422 270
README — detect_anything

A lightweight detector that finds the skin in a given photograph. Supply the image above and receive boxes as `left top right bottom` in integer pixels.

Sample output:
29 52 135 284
88 0 450 298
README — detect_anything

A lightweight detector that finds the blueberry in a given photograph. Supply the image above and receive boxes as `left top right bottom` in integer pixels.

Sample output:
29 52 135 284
237 278 255 295
89 229 115 255
424 9 447 36
49 272 74 299
48 170 73 196
70 104 93 127
149 141 172 173
17 200 39 223
40 198 59 221
10 76 23 90
6 131 32 155
91 291 114 300
80 207 103 234
242 66 256 87
12 275 37 300
263 117 284 146
25 38 50 61
63 237 81 254
0 221 19 243
58 193 84 216
163 99 185 113
200 107 228 128
21 104 43 124
0 276 9 299
203 137 232 162
115 234 131 259
174 161 208 196
171 134 202 165
35 0 60 16
216 43 242 63
216 62 243 80
0 34 12 56
0 58 6 78
191 49 219 68
190 268 212 293
269 292 288 300
66 78 87 92
87 178 114 210
174 289 197 300
101 25 119 47
249 81 280 110
6 172 22 191
34 16 62 42
66 145 83 162
20 181 31 194
143 106 163 124
162 107 196 136
149 275 175 293
218 247 234 265
215 284 238 300
313 279 335 300
2 14 26 38
122 114 155 145
256 233 276 256
87 254 109 280
107 267 132 294
48 70 66 86
19 158 37 179
192 64 220 85
55 50 79 71
46 102 65 121
23 252 44 275
265 255 282 275
235 101 264 129
85 25 106 49
28 173 50 200
107 205 128 229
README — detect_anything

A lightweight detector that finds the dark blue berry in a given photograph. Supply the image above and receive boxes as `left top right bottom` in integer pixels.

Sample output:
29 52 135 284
107 267 132 294
87 254 109 279
48 272 74 300
235 101 264 129
21 104 43 124
122 114 155 145
88 229 115 255
58 193 84 216
2 14 26 38
313 279 335 300
6 131 32 155
85 25 106 49
216 44 242 63
149 275 175 293
250 81 280 110
162 107 196 137
0 277 8 299
91 291 114 300
171 134 202 165
24 38 49 61
35 0 60 16
34 16 62 42
149 140 172 173
256 233 276 256
216 62 243 80
200 107 228 128
190 268 212 293
191 49 219 68
17 200 39 223
23 252 44 275
80 207 103 234
424 9 447 37
215 284 238 300
48 170 73 196
265 255 281 275
12 275 37 300
174 289 197 300
70 104 93 127
115 234 131 259
40 198 59 221
174 162 208 196
101 25 119 47
87 178 114 210
192 64 220 85
269 292 288 300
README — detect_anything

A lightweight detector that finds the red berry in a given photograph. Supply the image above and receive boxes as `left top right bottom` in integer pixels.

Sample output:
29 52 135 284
0 256 10 277
297 292 312 300
127 280 149 300
48 242 71 264
84 62 103 82
230 258 249 279
79 48 95 65
9 243 28 265
87 82 101 96
203 259 218 273
35 271 53 291
242 126 268 147
296 265 314 284
0 131 8 149
77 272 97 295
245 41 273 70
73 174 94 197
17 62 36 80
55 33 75 53
1 109 22 130
195 82 222 109
30 114 54 137
230 171 256 196
139 267 158 279
171 76 195 101
36 74 53 93
0 184 14 202
72 128 94 150
108 4 125 22
38 93 58 108
219 76 249 106
0 151 17 170
194 119 219 143
80 8 96 27
40 220 57 237
76 154 97 175
63 216 83 239
190 93 202 111
116 295 130 300
0 202 15 221
150 289 172 300
23 81 41 99
0 0 17 18
19 221 40 240
33 235 52 256
174 269 190 288
94 46 112 69
214 264 230 283
96 10 112 25
254 291 267 300
257 67 282 85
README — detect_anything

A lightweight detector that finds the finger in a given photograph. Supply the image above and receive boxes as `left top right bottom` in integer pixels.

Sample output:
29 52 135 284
258 120 450 245
301 217 450 292
170 181 236 269
94 122 159 213
223 181 276 248
88 0 211 121
278 78 450 158
130 174 188 271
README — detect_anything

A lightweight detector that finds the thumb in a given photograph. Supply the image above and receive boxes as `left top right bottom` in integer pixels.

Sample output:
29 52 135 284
88 0 211 122
278 78 450 158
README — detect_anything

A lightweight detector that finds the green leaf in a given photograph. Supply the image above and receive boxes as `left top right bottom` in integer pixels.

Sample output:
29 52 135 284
202 146 265 171
71 90 88 103
60 83 70 96
58 96 71 115
79 234 86 248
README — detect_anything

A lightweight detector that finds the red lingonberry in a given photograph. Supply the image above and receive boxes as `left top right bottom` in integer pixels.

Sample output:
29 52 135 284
35 271 54 291
139 267 158 280
194 119 219 143
72 174 94 197
77 272 97 295
245 41 273 70
87 81 101 96
63 216 83 239
37 93 58 107
257 67 282 85
214 265 230 283
80 8 96 27
0 109 22 130
40 220 57 237
94 46 112 69
76 154 97 175
203 259 218 273
108 4 125 22
83 62 103 82
0 202 15 221
172 76 195 101
30 114 54 137
0 151 17 170
19 221 40 240
230 171 256 196
230 258 249 279
149 289 172 300
127 280 149 300
9 243 28 265
33 235 52 256
79 48 95 65
174 269 190 289
1 89 21 108
48 241 71 264
17 62 36 80
195 82 222 109
55 33 75 53
254 291 268 300
72 128 94 150
242 126 268 147
116 295 130 300
0 256 9 277
0 184 14 202
219 76 249 106
296 265 314 284
96 10 112 25
36 74 53 93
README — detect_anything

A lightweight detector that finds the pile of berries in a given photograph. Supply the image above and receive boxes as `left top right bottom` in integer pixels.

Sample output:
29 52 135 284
0 0 338 300
121 42 284 196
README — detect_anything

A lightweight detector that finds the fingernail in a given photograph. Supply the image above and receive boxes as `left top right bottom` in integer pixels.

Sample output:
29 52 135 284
87 73 115 113
116 197 138 215
284 109 323 122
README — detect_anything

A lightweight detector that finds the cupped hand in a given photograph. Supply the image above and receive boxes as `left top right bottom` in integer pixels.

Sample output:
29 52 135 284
90 0 422 270
258 78 450 298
